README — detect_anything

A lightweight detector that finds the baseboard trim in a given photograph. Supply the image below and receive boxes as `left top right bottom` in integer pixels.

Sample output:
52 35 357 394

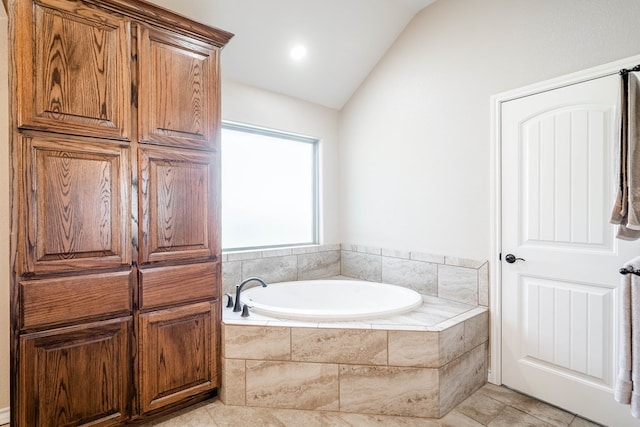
0 407 9 425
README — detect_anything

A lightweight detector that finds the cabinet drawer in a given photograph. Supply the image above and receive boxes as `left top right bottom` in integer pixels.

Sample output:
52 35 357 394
20 271 132 330
139 262 218 310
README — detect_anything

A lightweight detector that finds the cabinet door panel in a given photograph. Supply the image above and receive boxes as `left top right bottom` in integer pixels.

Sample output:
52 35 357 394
139 301 217 413
19 318 131 427
138 25 219 150
139 146 218 264
15 0 131 140
20 136 131 274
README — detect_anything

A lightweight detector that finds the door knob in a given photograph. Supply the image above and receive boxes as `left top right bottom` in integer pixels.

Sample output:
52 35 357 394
504 253 525 264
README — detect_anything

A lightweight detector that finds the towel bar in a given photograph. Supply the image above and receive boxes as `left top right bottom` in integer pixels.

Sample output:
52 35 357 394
619 267 640 276
619 64 640 75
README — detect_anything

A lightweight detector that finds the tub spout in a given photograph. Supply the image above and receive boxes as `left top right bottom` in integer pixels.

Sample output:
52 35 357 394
234 277 267 312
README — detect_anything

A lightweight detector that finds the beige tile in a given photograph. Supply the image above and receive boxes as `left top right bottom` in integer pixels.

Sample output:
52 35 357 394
487 406 554 427
444 256 486 269
292 328 387 365
381 248 411 259
439 322 465 365
570 416 603 426
262 248 293 258
226 250 262 262
438 265 478 305
222 261 242 295
388 330 439 367
381 257 438 295
464 311 489 352
513 396 576 427
340 250 382 281
478 383 533 407
319 243 342 251
292 245 320 254
297 250 341 280
410 251 445 264
150 401 216 426
220 358 245 406
478 262 489 306
245 360 339 410
266 409 350 427
478 382 575 426
438 343 487 416
454 390 506 425
242 255 298 283
339 412 439 426
438 409 486 427
207 400 349 427
223 324 290 360
339 365 439 417
206 401 289 426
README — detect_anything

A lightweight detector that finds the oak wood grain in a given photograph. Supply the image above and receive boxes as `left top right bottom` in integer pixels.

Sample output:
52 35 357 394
20 270 132 330
138 145 218 264
9 0 228 424
139 301 217 413
138 24 219 150
17 0 131 140
19 317 131 426
20 135 131 274
139 262 218 310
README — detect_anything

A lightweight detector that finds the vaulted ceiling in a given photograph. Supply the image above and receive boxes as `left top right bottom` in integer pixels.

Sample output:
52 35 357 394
148 0 436 109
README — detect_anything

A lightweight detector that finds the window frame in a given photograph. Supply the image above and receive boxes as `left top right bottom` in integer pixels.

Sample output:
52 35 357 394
221 120 320 252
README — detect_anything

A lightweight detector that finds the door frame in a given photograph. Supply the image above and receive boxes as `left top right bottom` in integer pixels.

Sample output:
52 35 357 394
489 54 640 385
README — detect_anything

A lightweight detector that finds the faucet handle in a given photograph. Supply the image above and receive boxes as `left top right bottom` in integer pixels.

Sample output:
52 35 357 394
225 293 234 308
241 304 250 317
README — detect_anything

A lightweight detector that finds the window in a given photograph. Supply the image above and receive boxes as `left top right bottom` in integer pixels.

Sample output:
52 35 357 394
221 122 319 251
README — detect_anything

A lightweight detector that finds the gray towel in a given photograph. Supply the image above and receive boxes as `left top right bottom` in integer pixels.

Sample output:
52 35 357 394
611 72 640 240
615 256 640 418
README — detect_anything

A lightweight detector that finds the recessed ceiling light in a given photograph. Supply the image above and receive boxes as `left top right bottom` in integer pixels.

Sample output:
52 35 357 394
290 44 307 61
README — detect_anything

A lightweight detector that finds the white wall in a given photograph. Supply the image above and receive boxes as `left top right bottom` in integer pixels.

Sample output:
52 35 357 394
222 79 341 245
340 0 640 261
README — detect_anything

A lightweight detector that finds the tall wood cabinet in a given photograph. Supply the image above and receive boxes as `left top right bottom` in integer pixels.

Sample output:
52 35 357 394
7 0 232 425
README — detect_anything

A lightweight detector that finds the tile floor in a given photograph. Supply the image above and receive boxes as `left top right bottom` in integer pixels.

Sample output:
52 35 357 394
137 383 603 427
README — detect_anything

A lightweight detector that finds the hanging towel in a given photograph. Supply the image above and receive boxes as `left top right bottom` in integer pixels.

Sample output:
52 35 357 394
611 72 640 240
615 256 640 418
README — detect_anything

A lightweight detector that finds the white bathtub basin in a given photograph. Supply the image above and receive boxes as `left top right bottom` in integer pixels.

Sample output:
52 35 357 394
240 279 423 321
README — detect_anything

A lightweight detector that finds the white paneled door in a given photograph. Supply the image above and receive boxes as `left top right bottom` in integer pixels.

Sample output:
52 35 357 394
501 73 640 426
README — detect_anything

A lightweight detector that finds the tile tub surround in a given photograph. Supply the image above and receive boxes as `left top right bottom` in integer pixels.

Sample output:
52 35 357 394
341 244 489 307
222 244 342 295
221 298 488 419
222 243 489 307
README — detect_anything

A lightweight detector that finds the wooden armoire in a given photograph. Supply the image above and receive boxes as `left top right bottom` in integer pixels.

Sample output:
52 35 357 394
6 0 232 424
